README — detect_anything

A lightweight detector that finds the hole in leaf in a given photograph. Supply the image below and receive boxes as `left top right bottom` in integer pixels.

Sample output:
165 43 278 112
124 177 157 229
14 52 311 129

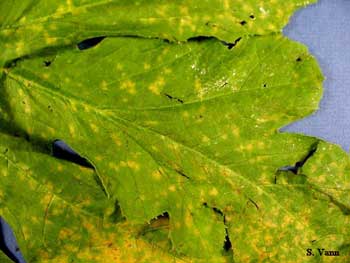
163 93 184 104
141 212 170 236
249 14 255 19
52 139 94 168
240 20 247 26
0 217 26 263
277 142 318 176
187 36 215 43
263 83 267 88
109 200 125 223
223 230 232 251
77 36 106 50
296 57 302 62
224 37 242 50
43 60 51 67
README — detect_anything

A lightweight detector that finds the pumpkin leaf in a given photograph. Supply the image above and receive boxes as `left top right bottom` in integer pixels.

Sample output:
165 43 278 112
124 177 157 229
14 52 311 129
0 0 317 66
1 0 350 262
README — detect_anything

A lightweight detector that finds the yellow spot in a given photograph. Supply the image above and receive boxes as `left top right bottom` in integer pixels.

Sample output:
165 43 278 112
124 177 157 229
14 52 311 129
223 0 230 9
100 80 109 91
152 170 162 180
121 80 136 94
59 228 74 240
147 17 157 24
209 187 218 196
144 120 158 126
127 160 140 171
45 36 58 45
267 23 277 31
221 134 228 140
68 124 76 135
24 102 31 113
109 162 119 171
42 73 49 79
148 77 165 95
246 143 253 151
143 63 150 70
201 135 210 143
168 185 176 192
90 123 99 132
70 102 78 112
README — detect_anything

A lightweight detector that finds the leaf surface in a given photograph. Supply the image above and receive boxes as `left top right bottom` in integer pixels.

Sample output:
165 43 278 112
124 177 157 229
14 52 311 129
1 0 350 262
1 34 349 262
0 0 317 65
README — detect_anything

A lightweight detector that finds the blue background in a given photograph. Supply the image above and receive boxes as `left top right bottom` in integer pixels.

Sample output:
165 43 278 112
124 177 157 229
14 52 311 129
282 0 350 151
1 0 349 262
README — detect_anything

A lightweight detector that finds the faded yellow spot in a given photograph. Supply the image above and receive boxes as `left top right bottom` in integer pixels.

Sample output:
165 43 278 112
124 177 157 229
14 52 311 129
179 6 189 15
164 68 172 74
143 63 150 70
15 41 25 53
182 111 190 119
231 126 240 137
57 164 63 171
95 155 103 161
174 222 181 229
184 211 193 227
116 63 123 71
111 134 122 146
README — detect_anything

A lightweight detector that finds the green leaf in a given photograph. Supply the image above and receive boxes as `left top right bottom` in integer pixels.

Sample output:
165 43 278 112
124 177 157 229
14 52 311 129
0 0 317 65
2 33 349 262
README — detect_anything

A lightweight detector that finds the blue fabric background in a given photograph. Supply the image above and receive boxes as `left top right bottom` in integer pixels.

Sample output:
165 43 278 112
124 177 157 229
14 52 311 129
282 0 350 151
